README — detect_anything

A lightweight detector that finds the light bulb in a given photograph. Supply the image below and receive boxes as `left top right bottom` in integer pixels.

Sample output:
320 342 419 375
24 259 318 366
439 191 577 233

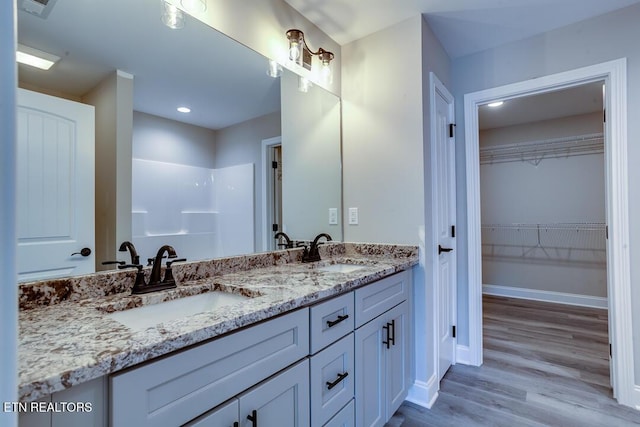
267 59 283 78
180 0 206 13
289 42 301 61
161 1 184 29
321 62 332 84
298 77 312 93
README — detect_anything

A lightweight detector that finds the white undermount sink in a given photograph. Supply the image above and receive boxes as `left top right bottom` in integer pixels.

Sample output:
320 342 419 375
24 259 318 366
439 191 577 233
315 263 365 273
107 291 248 332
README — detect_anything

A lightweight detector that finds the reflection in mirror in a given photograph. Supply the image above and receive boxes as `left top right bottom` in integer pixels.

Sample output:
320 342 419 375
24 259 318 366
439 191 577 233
16 0 341 282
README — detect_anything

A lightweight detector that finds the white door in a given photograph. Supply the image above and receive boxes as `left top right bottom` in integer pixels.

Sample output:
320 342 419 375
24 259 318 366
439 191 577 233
16 88 95 282
432 74 457 380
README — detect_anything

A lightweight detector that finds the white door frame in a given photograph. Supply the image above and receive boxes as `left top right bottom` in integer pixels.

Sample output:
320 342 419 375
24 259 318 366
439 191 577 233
430 72 457 380
261 136 282 252
463 58 634 405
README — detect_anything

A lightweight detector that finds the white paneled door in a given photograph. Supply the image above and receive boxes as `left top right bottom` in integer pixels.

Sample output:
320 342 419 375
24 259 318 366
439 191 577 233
432 74 457 380
16 89 95 282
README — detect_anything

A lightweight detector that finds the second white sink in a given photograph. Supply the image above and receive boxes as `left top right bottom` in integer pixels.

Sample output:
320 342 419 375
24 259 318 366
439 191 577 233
107 291 248 332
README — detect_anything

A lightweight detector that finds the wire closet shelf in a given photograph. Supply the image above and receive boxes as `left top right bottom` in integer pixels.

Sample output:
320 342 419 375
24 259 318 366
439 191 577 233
479 133 604 166
481 222 607 262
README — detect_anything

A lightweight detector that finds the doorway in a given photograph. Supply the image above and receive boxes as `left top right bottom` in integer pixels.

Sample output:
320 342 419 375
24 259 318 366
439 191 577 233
463 59 633 405
261 136 282 251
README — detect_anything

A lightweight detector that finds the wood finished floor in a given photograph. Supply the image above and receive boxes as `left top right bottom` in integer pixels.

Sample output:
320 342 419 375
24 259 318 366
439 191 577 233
390 295 640 427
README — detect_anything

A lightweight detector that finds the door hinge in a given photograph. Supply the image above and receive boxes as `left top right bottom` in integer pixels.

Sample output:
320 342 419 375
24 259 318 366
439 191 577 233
606 225 609 239
452 325 456 338
272 160 278 169
272 224 278 232
451 225 456 238
609 343 612 357
603 109 606 123
449 123 456 138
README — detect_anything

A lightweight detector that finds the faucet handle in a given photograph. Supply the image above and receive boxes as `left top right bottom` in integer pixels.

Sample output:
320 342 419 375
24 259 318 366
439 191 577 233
164 258 187 285
166 258 187 268
102 260 125 266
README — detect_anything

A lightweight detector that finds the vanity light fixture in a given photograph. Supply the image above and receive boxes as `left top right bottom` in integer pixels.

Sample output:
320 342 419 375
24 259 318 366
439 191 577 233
487 101 504 108
16 43 60 70
177 106 191 113
161 0 185 29
267 59 283 78
286 29 334 83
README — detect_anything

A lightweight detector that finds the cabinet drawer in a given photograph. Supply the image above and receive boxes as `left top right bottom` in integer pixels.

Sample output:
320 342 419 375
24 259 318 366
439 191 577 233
354 270 410 328
310 333 354 427
324 399 354 427
310 292 354 354
110 308 309 427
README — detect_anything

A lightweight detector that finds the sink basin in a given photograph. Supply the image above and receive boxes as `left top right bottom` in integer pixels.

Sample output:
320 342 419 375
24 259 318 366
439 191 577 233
107 291 249 331
316 263 365 274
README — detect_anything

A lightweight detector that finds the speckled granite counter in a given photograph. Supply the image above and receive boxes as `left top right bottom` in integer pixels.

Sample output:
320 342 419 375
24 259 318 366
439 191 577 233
18 243 418 402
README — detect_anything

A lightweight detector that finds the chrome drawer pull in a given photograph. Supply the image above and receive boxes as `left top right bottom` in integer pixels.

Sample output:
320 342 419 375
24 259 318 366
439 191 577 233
326 314 349 328
326 371 349 390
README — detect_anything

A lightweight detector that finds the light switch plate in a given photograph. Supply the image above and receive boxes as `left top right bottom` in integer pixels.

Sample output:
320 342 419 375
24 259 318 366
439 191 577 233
348 207 358 225
329 208 338 225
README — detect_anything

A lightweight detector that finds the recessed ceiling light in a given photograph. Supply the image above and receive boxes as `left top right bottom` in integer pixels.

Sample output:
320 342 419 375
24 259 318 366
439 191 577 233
177 107 191 113
16 43 60 70
487 101 504 108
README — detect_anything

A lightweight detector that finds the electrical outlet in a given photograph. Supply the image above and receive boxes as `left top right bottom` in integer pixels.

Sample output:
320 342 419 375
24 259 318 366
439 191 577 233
329 208 338 225
348 207 359 225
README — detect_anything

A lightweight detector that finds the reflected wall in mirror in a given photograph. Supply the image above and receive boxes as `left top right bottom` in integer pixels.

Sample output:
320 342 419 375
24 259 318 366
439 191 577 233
16 0 342 282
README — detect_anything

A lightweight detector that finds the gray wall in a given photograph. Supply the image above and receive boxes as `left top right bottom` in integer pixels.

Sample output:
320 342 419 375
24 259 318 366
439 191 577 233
214 111 281 250
480 113 606 297
133 111 216 168
342 14 452 405
452 3 640 382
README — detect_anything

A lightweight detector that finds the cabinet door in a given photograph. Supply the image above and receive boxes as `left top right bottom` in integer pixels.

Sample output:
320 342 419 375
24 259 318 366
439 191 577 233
239 359 310 427
354 317 385 427
384 301 410 418
183 399 238 427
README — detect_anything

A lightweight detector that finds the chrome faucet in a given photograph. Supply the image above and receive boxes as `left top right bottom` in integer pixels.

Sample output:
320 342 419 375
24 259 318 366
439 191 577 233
302 233 332 263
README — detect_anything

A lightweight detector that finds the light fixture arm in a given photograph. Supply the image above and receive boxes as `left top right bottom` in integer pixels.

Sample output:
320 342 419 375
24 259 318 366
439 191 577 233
286 29 334 62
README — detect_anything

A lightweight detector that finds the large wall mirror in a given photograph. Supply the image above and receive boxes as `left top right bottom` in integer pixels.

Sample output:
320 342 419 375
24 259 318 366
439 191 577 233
16 0 342 282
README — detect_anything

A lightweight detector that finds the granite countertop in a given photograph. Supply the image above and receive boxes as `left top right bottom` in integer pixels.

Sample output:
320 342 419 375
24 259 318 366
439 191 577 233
18 243 418 402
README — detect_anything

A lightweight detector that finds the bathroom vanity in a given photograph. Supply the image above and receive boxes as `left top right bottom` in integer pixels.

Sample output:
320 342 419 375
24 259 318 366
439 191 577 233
17 243 417 427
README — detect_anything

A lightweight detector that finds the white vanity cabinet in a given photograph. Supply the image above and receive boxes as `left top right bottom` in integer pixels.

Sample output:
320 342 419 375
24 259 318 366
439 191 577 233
110 308 309 427
354 271 411 427
19 267 413 427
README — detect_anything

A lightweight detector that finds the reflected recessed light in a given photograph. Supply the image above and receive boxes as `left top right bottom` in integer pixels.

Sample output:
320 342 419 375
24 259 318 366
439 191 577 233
177 107 191 113
16 43 60 70
487 101 504 108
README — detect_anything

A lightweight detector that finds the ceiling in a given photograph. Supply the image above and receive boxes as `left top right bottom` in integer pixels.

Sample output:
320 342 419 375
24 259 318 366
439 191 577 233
283 0 640 58
479 81 604 130
17 0 281 130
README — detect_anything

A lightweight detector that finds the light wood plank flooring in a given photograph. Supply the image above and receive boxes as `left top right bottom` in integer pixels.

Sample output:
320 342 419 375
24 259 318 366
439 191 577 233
389 295 640 426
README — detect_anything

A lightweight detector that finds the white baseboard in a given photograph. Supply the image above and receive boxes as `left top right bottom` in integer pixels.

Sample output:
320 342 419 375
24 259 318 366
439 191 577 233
455 344 472 366
633 385 640 410
407 375 439 409
483 284 608 309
